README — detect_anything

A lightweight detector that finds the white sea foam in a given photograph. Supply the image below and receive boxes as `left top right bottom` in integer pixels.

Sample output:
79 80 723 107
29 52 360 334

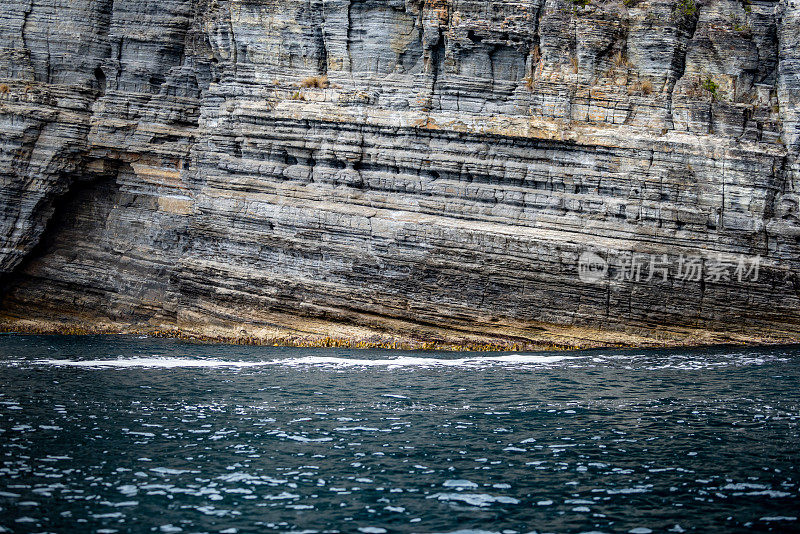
35 357 263 368
272 432 333 442
428 493 520 507
443 480 479 489
150 467 193 475
19 349 796 371
32 354 576 369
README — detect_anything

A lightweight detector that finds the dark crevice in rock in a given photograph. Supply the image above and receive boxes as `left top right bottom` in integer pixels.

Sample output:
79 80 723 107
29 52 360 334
19 0 33 80
346 0 354 73
21 0 46 83
228 3 238 78
425 30 445 111
318 24 329 75
0 162 118 302
94 67 107 96
666 4 702 130
2 159 182 324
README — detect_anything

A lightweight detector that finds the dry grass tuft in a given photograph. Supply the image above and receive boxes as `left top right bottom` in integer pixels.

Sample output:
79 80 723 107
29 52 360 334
612 51 627 67
523 76 536 91
300 75 329 89
629 79 655 95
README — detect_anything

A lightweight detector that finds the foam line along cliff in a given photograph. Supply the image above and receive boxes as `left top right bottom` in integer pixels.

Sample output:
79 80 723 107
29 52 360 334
0 0 798 349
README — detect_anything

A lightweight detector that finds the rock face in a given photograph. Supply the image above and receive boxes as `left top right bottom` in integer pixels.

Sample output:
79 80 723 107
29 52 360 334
0 0 799 348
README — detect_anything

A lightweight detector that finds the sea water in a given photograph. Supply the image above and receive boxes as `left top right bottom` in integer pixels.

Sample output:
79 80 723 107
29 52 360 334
0 335 797 533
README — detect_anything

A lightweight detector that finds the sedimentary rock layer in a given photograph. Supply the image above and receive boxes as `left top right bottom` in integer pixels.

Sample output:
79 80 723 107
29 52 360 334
0 0 799 348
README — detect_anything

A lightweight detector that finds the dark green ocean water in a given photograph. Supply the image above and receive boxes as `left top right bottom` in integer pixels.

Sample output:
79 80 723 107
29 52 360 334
0 335 798 533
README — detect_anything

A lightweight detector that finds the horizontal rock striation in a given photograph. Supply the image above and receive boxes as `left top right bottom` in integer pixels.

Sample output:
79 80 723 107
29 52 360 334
0 0 799 348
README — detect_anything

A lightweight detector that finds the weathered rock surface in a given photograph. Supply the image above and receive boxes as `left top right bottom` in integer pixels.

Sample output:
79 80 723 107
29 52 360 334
0 0 799 348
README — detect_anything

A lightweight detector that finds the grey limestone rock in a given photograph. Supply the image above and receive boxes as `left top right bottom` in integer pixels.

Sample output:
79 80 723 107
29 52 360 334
0 0 798 347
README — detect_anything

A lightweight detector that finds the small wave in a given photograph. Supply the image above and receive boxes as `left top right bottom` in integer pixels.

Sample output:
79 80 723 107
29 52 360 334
589 352 792 371
34 358 263 368
265 354 573 368
443 480 479 489
428 493 520 507
31 354 576 369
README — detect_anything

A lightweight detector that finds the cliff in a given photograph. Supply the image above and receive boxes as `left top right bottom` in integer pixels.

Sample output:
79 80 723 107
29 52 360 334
0 0 799 349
